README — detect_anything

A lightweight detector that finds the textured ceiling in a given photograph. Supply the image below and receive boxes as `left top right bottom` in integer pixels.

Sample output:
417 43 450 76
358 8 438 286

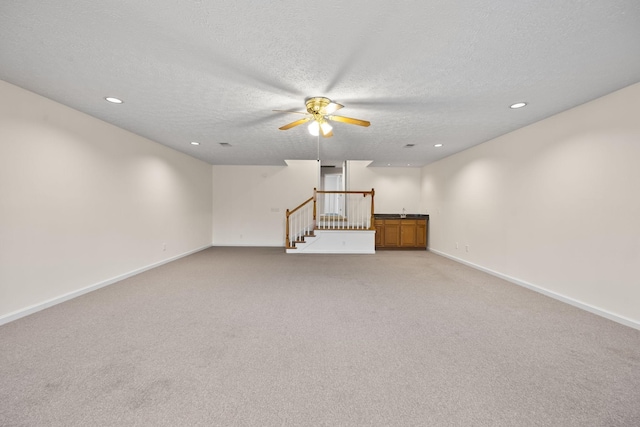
1 1 640 166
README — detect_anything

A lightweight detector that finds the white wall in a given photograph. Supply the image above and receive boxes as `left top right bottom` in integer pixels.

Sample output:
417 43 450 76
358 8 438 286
4 76 637 329
421 83 640 327
0 80 213 322
211 160 318 246
347 161 422 214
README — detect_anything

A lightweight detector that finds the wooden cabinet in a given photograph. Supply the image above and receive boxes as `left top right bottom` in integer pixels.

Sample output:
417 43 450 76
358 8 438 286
400 220 417 247
375 216 428 249
383 220 401 247
374 219 384 247
416 221 427 247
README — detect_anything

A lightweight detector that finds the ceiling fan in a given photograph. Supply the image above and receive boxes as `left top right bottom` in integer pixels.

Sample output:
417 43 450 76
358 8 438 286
275 97 370 138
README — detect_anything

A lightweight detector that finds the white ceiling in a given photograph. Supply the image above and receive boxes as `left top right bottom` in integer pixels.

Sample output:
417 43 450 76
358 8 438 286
1 1 639 167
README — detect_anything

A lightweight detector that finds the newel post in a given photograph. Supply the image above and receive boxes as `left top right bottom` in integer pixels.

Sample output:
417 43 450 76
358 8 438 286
313 187 317 230
370 188 375 230
285 209 291 248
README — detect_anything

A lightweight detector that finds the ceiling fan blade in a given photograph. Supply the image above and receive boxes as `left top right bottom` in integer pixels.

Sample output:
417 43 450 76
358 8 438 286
279 117 311 130
326 115 371 127
324 102 344 114
272 110 308 115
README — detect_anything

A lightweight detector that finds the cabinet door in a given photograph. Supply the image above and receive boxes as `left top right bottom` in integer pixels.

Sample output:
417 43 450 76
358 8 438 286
384 220 400 247
374 219 384 247
400 220 417 247
416 220 427 248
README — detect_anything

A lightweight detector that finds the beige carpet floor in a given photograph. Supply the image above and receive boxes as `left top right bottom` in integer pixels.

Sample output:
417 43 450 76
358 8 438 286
1 247 639 426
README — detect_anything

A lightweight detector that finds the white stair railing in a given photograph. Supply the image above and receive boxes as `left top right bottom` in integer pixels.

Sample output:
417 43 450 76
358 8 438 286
286 189 375 248
316 190 374 230
285 196 314 249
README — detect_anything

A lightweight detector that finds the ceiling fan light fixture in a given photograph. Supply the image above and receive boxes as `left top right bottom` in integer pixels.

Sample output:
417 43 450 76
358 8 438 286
308 121 320 136
320 121 333 135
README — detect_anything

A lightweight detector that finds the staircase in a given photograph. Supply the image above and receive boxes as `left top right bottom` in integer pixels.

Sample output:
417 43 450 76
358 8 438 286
285 188 376 254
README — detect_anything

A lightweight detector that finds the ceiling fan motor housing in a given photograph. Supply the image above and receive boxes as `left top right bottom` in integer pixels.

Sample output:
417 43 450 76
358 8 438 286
305 97 333 115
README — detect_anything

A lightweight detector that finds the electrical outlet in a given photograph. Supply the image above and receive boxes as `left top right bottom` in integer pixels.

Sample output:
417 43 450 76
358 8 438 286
465 245 469 252
162 243 166 251
455 242 459 249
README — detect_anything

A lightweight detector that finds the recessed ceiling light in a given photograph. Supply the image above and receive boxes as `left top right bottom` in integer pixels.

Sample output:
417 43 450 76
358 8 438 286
219 142 231 147
105 97 123 104
510 102 527 109
190 141 200 146
434 143 443 147
387 163 391 166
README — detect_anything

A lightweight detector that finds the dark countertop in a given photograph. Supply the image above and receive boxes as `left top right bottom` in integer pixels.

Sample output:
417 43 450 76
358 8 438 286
374 213 429 219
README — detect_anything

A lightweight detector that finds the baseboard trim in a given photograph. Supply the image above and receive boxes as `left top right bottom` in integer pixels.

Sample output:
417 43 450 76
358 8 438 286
429 248 640 331
211 243 284 247
0 245 212 326
290 249 376 254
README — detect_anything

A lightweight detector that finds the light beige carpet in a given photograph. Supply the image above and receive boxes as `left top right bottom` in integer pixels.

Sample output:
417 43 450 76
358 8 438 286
1 247 639 426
